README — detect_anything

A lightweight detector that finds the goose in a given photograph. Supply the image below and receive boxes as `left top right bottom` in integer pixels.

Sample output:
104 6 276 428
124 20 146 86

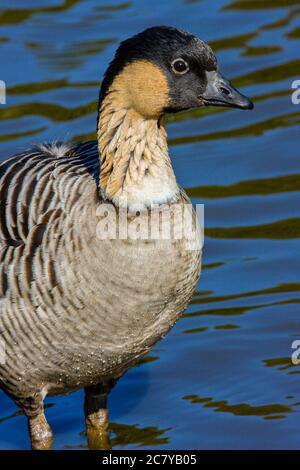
0 26 253 450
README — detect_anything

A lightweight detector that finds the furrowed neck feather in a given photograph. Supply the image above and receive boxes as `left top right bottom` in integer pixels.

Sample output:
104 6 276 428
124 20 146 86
97 90 179 211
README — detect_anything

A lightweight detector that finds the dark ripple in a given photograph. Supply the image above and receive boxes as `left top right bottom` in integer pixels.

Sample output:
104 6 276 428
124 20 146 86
0 1 80 25
183 394 293 419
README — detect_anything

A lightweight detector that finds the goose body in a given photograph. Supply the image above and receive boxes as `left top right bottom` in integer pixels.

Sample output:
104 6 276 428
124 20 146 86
0 26 252 449
0 140 200 403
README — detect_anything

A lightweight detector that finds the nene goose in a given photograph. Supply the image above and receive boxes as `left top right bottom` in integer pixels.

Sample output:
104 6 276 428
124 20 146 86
0 26 253 450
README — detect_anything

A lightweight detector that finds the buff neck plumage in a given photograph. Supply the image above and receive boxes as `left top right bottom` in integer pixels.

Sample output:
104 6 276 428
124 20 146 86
97 60 179 212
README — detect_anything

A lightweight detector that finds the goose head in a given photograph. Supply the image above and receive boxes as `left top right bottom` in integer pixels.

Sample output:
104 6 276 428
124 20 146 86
99 25 253 119
97 26 253 210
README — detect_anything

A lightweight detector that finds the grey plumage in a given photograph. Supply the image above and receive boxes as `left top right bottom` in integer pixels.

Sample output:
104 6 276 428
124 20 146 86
0 140 201 417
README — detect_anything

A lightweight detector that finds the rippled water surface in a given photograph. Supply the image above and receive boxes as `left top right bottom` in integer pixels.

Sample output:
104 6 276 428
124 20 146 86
0 0 300 450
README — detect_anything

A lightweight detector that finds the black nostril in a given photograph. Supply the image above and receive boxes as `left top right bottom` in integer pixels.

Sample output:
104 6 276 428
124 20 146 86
220 86 231 97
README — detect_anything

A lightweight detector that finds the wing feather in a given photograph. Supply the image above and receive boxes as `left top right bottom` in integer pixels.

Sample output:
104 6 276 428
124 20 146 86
0 140 99 299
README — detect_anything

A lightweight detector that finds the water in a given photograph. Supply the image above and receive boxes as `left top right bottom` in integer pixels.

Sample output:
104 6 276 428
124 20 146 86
0 0 299 450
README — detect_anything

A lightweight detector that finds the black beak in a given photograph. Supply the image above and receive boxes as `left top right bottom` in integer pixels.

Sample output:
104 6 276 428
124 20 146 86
202 71 254 110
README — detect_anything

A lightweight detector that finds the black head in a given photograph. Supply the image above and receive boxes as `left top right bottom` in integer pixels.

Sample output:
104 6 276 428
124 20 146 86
99 26 253 117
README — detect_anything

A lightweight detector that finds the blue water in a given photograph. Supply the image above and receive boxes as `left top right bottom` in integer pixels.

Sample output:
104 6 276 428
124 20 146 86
0 0 299 449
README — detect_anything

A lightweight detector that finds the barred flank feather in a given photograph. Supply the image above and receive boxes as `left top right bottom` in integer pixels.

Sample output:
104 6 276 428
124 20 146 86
0 140 200 415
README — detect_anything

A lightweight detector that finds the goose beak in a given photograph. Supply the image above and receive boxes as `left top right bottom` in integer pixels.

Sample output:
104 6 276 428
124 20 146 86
202 71 254 110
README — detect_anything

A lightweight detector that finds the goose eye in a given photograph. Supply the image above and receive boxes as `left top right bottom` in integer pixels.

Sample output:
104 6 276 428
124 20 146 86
171 58 189 75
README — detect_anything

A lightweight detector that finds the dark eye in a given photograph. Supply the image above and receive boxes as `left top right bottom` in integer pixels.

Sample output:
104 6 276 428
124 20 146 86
171 58 189 75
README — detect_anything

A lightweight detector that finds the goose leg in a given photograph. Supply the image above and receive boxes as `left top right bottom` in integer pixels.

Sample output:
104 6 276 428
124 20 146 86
28 411 53 450
20 393 53 450
84 379 117 450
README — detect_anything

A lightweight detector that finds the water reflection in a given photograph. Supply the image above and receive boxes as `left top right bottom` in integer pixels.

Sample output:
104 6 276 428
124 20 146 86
95 2 132 12
187 174 300 198
263 357 300 374
286 26 300 38
183 394 294 419
224 0 300 10
191 283 300 305
64 422 170 449
0 1 81 25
